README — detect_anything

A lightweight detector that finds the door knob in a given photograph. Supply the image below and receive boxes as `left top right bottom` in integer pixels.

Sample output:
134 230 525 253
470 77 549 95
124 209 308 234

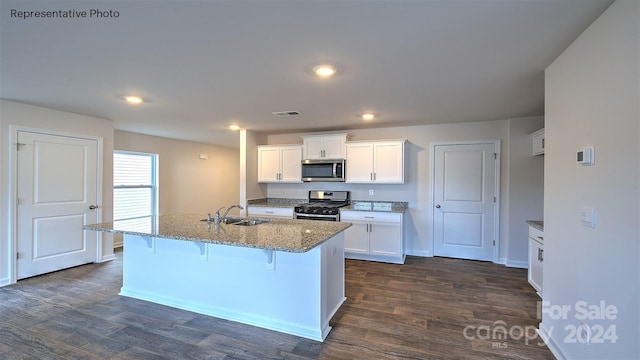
435 204 441 208
89 205 99 210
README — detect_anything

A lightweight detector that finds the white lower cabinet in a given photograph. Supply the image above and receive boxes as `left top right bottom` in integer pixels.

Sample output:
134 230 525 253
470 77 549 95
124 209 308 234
341 211 405 264
247 206 293 219
528 226 544 297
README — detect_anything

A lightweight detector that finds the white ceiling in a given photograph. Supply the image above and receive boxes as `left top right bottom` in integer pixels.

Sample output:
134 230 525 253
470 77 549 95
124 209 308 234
1 0 613 148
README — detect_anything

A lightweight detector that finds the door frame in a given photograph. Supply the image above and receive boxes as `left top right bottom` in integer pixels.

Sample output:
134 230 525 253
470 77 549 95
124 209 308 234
8 126 104 284
429 140 501 263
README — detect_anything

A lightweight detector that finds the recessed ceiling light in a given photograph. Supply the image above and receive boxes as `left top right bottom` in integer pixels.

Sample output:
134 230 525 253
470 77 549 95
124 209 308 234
362 113 375 121
313 64 337 78
117 95 146 105
125 95 143 105
229 125 241 131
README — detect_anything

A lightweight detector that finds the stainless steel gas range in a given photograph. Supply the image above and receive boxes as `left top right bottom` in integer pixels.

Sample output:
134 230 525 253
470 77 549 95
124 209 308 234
294 190 350 221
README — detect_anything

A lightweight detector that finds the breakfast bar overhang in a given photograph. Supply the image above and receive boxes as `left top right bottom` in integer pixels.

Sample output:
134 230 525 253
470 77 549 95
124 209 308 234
85 214 351 341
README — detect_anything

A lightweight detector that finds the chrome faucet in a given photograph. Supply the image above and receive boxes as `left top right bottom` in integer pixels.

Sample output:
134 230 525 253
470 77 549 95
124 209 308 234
221 204 244 221
209 206 225 226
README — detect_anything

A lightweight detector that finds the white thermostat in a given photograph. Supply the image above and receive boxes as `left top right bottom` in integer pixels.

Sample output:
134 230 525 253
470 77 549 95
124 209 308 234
577 147 594 166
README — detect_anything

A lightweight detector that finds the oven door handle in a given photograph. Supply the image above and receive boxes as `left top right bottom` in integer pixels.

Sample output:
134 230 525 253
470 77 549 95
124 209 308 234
333 163 337 178
295 213 339 220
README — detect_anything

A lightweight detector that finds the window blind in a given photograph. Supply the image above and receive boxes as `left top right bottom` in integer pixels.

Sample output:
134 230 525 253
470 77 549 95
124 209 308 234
113 152 157 221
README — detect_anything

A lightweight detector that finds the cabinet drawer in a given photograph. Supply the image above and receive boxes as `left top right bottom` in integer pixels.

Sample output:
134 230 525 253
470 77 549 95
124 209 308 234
247 206 293 219
340 211 401 223
528 226 544 244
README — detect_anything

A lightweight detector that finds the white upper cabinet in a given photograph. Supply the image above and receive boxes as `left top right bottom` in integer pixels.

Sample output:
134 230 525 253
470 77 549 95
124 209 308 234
346 140 405 184
530 128 545 156
302 133 348 159
257 145 302 183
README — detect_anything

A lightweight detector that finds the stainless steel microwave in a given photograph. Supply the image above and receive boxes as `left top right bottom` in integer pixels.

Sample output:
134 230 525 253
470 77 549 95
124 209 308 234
301 159 345 182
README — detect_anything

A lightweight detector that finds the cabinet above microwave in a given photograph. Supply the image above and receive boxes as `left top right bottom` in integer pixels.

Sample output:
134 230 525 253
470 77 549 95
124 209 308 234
302 133 349 160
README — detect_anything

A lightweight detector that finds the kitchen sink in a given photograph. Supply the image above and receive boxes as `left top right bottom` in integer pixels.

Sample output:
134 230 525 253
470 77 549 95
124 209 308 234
232 218 271 226
222 216 246 224
200 216 270 226
200 216 245 223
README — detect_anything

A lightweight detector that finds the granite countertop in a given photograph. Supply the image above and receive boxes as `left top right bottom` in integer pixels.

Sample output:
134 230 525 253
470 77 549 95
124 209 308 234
247 198 304 208
527 220 544 231
84 214 351 253
341 201 408 213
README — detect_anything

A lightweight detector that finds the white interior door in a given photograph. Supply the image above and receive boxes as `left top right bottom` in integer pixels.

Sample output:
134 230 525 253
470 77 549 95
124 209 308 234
433 143 497 261
17 131 100 279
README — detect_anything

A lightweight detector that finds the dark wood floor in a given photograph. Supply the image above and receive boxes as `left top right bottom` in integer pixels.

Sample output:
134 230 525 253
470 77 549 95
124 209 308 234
0 250 554 359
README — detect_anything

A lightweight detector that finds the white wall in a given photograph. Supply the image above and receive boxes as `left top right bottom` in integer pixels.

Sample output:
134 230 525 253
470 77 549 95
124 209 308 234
265 118 544 264
543 1 639 358
115 130 240 214
240 130 267 216
0 100 114 285
504 117 545 266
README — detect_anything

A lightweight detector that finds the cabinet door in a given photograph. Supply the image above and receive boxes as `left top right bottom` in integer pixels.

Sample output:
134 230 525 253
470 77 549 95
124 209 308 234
343 221 369 254
528 238 543 296
369 221 402 256
258 146 281 182
303 137 325 159
373 142 404 184
322 135 346 159
531 129 545 155
345 143 374 183
280 146 302 183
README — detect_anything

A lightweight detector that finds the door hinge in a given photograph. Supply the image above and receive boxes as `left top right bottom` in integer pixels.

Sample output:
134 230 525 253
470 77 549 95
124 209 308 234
16 252 22 260
493 196 496 203
17 198 22 205
16 143 26 151
493 240 495 246
494 153 497 160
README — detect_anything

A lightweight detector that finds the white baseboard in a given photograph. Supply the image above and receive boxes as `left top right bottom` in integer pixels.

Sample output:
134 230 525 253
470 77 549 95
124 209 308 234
405 249 432 257
538 323 566 360
505 259 528 268
0 277 12 287
101 254 117 262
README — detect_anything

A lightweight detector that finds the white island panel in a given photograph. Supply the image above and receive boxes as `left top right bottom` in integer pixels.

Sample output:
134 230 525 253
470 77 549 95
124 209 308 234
120 232 345 341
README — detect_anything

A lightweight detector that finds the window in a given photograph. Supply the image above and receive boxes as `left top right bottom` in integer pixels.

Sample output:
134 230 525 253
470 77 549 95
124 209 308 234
113 151 158 221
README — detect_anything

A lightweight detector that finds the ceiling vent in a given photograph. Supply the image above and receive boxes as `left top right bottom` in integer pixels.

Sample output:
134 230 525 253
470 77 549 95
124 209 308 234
272 111 301 117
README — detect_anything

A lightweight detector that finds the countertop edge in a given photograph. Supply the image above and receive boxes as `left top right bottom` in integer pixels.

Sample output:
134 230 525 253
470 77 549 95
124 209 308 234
526 220 544 231
84 220 352 253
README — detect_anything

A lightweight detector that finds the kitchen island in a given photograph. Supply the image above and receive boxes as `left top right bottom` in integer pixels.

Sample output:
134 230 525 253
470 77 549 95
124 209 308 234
85 214 351 341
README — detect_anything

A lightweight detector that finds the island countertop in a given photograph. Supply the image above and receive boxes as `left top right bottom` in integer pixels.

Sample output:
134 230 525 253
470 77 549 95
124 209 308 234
85 214 351 253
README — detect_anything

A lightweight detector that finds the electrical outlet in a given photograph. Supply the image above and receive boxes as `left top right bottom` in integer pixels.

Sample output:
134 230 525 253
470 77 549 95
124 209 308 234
577 322 591 345
368 189 374 196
